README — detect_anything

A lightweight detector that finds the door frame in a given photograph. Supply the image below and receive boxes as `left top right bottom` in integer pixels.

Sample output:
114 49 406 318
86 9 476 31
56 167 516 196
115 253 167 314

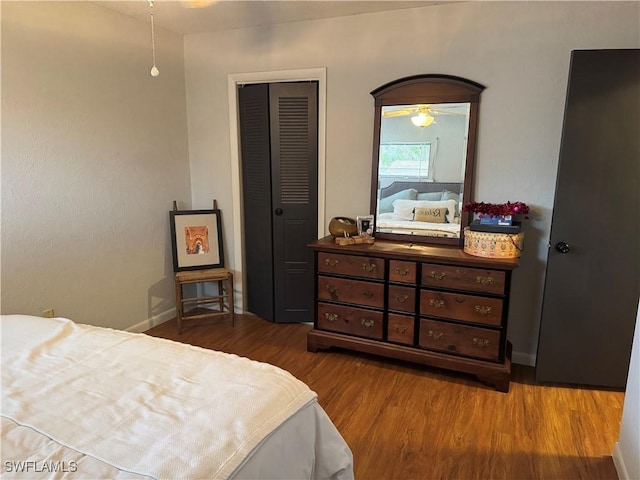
227 68 327 312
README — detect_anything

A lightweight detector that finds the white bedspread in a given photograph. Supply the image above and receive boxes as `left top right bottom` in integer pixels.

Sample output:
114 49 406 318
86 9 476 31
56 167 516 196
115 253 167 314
1 315 334 479
376 213 460 237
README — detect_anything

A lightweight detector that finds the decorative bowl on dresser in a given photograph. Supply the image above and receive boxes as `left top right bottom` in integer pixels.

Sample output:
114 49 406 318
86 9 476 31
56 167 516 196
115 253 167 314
307 236 519 392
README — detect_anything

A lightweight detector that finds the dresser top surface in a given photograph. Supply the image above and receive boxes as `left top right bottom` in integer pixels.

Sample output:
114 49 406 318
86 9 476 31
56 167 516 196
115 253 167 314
310 236 520 270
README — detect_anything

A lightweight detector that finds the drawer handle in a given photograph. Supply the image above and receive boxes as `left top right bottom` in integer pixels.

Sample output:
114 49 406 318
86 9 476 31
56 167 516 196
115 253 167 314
429 299 445 308
325 284 337 294
394 324 407 334
324 312 338 322
474 305 492 315
362 262 377 273
361 318 375 328
429 271 446 281
395 267 410 276
428 329 444 340
454 296 466 303
363 291 374 298
473 337 490 348
394 294 409 303
476 275 494 286
324 258 339 267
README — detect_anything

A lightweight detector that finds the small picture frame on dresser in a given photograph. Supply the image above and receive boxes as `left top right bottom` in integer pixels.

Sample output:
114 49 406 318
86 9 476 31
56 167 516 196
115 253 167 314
357 215 374 237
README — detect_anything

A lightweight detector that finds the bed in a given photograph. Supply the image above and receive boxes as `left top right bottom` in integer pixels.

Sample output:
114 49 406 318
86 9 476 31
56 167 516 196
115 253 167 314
1 314 353 479
376 181 464 238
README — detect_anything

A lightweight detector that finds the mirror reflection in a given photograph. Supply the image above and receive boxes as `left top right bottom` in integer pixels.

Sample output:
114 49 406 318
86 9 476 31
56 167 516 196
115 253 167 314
375 102 471 239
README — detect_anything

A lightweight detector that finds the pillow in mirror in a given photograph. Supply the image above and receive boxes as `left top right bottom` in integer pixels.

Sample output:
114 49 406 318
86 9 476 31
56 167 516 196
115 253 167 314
417 191 442 201
392 199 458 222
442 190 462 217
378 188 417 213
414 207 448 223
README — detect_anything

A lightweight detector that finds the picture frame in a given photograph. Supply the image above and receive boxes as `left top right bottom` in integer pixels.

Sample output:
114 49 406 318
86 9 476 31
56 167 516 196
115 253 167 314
170 209 224 272
357 215 375 237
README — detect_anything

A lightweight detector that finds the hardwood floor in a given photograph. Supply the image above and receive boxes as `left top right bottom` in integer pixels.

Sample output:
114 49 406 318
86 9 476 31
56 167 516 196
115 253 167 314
145 313 624 480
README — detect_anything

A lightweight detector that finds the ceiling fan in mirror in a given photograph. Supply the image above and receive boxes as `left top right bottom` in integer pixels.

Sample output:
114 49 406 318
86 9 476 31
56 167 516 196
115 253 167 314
382 104 469 127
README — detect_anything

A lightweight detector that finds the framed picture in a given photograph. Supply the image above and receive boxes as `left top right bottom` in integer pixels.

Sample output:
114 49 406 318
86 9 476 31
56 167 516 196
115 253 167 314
357 215 374 237
170 209 224 272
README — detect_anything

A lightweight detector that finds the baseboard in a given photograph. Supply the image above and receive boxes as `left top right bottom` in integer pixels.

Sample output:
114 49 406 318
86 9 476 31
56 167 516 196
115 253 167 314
127 308 176 333
613 442 630 480
511 350 536 367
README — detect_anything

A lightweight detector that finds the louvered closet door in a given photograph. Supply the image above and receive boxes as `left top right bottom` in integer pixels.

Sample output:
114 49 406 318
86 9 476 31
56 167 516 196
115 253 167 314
269 83 318 323
239 83 275 322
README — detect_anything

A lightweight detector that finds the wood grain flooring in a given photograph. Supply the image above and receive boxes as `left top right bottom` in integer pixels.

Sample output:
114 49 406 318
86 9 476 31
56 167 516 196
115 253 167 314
145 313 624 480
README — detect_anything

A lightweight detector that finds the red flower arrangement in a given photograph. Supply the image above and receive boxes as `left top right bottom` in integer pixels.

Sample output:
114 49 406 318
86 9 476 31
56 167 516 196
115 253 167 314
462 201 530 219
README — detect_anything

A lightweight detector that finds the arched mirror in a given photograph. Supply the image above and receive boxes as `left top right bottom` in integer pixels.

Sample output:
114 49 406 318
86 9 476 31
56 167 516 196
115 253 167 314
370 75 484 245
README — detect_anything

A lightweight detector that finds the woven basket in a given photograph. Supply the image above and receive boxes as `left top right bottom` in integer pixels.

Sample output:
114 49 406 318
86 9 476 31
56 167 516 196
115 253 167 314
463 228 525 258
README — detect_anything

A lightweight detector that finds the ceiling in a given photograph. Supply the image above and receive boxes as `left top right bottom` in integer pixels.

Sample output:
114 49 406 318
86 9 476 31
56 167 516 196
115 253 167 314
91 0 452 35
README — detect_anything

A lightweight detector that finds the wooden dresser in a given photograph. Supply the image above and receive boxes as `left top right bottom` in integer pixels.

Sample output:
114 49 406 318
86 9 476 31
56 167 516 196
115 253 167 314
307 236 519 392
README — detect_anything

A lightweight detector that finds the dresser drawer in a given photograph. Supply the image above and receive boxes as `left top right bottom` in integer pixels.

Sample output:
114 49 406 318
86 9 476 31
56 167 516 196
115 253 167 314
387 314 415 346
389 260 417 284
421 263 506 295
388 285 416 313
318 252 385 280
318 276 384 308
419 319 501 361
317 303 383 340
420 290 503 326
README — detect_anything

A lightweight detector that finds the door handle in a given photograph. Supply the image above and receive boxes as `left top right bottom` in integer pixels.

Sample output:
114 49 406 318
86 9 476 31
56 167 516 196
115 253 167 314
274 208 283 216
555 241 570 254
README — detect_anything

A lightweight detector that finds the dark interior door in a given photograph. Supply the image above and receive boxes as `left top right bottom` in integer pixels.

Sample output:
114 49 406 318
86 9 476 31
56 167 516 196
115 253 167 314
239 83 274 322
239 82 318 323
269 83 318 323
535 49 640 388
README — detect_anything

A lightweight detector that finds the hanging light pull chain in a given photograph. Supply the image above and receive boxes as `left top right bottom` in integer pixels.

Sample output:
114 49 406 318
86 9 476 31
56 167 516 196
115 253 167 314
149 0 159 77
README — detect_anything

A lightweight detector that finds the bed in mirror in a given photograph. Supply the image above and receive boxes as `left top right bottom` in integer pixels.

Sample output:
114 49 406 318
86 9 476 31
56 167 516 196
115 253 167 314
370 75 485 245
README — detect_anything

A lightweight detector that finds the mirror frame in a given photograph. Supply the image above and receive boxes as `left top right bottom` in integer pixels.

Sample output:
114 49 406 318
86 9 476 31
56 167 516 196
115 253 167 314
370 74 485 246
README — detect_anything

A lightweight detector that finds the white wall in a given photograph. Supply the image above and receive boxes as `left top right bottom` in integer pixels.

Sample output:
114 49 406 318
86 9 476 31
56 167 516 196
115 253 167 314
614 300 640 480
183 1 639 362
1 2 191 330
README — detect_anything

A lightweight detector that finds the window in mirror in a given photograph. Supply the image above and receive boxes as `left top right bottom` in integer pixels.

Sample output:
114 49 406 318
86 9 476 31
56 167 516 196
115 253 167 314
379 142 433 183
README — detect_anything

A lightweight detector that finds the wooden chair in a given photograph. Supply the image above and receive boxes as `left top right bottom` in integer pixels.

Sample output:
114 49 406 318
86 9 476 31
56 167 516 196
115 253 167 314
174 268 234 333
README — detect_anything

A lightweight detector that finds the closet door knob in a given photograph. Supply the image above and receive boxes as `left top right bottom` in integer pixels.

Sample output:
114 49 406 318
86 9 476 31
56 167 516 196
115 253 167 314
274 208 284 216
555 241 570 254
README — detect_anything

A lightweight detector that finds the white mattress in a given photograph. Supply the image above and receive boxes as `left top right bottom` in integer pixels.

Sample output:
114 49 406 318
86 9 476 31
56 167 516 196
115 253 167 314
1 315 353 479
